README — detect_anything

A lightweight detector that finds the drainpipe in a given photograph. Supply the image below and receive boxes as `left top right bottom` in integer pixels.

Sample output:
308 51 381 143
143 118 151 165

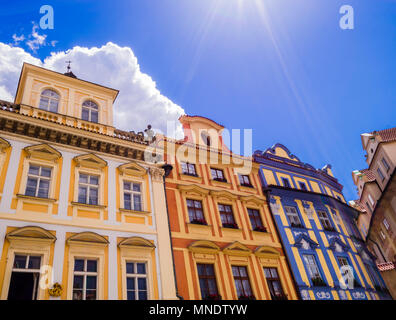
161 164 184 300
262 186 302 300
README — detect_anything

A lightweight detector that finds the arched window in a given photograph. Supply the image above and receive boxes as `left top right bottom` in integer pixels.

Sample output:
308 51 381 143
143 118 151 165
82 100 99 123
39 89 59 113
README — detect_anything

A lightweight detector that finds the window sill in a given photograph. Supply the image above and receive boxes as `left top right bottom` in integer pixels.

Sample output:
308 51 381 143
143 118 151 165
17 194 57 203
119 208 151 215
71 202 107 209
180 174 202 183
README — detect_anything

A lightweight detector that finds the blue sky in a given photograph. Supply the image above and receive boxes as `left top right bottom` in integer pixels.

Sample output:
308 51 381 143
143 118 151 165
0 0 395 201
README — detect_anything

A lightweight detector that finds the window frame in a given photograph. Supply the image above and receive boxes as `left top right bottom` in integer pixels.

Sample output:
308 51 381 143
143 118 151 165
377 167 385 182
231 265 254 300
381 157 390 173
298 182 307 191
317 210 335 231
263 267 287 300
302 254 325 286
218 203 237 229
81 100 99 123
123 180 143 211
39 88 60 113
211 168 227 182
25 164 52 199
284 206 303 228
181 162 198 177
281 178 291 188
247 208 265 232
77 173 100 205
187 199 206 225
197 263 220 300
125 261 149 300
238 174 252 187
72 258 98 300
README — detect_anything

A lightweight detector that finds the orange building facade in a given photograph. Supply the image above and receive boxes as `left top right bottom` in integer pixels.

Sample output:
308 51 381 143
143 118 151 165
161 115 298 300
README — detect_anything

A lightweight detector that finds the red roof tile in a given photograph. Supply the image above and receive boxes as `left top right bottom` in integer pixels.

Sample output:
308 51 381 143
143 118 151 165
373 127 396 142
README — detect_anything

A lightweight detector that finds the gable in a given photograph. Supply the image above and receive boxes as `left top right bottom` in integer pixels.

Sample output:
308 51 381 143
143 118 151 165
118 162 146 177
24 143 62 161
74 153 107 169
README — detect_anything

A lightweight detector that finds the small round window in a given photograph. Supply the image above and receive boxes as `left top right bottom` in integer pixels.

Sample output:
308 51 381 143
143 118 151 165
201 131 211 146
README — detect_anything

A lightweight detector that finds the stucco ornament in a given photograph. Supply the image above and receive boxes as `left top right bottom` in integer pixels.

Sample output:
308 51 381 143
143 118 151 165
302 201 314 219
269 196 280 215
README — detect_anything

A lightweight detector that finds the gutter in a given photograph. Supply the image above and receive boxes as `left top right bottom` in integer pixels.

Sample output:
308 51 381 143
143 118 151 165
161 164 184 300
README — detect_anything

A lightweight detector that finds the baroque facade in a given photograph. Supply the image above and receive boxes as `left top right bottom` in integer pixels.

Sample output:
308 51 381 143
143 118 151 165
0 63 177 300
253 144 390 300
160 116 298 300
351 127 396 299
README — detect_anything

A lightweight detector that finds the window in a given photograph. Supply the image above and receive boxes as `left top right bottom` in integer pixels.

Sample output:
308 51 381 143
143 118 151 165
78 174 99 205
281 178 291 188
197 264 219 300
377 167 385 182
380 230 386 241
82 100 99 123
72 259 98 300
187 199 206 225
264 268 286 300
317 210 334 231
232 266 254 300
299 182 307 191
181 162 197 176
201 132 211 146
126 262 148 300
248 208 266 232
302 254 325 286
336 195 342 201
218 204 237 228
337 257 349 268
383 218 390 230
284 206 302 228
211 168 226 182
381 157 390 173
368 194 375 207
8 254 42 300
39 89 59 113
123 181 142 211
365 201 373 214
239 174 252 187
25 165 52 198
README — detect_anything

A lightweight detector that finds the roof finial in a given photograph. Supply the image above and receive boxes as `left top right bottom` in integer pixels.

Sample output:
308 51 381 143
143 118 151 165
66 60 72 73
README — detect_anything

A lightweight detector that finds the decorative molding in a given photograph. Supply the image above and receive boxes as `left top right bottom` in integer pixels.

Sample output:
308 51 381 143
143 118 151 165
149 167 165 182
118 161 146 177
222 241 252 257
177 184 210 196
24 143 62 161
118 236 155 250
188 240 220 254
239 195 265 206
0 136 10 151
210 190 238 200
6 226 56 242
254 246 280 259
66 231 109 246
73 153 107 169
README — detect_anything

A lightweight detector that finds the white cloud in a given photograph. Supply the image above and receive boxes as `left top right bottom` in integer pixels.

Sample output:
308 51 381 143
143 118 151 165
12 34 25 45
26 23 47 52
0 42 185 137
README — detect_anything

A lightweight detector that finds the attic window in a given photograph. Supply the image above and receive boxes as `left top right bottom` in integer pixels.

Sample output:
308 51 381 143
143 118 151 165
201 132 211 146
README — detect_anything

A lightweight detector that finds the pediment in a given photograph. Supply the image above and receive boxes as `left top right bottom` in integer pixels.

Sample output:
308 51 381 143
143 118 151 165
178 184 210 197
6 226 56 242
0 137 10 151
188 240 220 254
118 162 146 177
210 190 238 201
254 246 280 258
223 241 252 256
67 232 109 245
240 195 265 206
328 237 349 253
294 234 318 250
119 236 155 249
74 153 107 169
24 144 62 161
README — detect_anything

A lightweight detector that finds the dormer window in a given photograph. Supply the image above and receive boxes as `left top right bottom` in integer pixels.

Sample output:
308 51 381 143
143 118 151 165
82 100 99 123
39 89 59 113
201 132 211 146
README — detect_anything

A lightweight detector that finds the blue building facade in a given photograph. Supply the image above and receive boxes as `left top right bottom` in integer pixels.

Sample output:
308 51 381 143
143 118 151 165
253 144 391 300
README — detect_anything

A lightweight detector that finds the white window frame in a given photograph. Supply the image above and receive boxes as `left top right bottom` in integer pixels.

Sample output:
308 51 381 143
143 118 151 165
368 194 375 207
39 89 59 113
383 218 390 230
72 258 98 300
25 164 52 198
123 180 143 211
81 100 99 123
317 210 333 230
302 254 321 280
78 173 100 205
125 261 149 300
284 206 301 226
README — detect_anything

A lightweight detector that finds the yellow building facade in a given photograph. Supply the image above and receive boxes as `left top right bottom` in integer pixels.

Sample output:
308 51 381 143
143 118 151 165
0 63 177 300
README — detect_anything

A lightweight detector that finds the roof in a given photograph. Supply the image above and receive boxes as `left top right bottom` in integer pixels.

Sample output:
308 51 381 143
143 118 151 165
373 127 396 142
350 199 366 213
360 169 376 182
